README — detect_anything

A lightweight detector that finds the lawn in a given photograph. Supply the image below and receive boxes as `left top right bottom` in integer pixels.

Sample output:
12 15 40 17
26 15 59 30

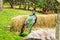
0 8 41 40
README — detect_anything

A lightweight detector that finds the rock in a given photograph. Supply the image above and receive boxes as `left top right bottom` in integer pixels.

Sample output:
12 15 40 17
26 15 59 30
23 28 56 40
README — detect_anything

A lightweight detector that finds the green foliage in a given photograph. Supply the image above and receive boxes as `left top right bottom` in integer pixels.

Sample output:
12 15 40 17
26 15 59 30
46 0 58 12
37 0 46 8
3 0 59 13
3 0 8 4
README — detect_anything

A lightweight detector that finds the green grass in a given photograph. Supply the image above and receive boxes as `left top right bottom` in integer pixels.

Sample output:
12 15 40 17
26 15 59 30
0 8 41 40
